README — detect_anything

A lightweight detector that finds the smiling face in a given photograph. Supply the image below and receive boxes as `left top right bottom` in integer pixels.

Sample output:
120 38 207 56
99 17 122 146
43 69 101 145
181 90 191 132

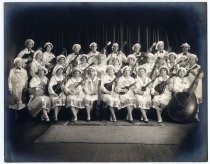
123 68 131 77
107 67 115 76
45 45 52 52
56 68 63 76
178 69 186 77
112 57 119 65
74 46 81 54
58 57 66 65
147 56 154 63
160 68 167 76
112 45 119 52
182 46 190 53
80 56 88 64
134 45 141 53
128 58 136 66
188 57 196 65
38 69 45 77
169 55 176 62
73 70 81 77
26 42 34 50
88 68 96 77
138 68 146 77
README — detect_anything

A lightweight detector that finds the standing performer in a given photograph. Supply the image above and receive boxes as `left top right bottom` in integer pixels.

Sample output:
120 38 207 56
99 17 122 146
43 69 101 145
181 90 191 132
42 42 55 71
154 41 169 61
109 56 121 73
115 66 136 123
133 66 152 123
27 66 51 122
87 42 100 65
66 44 82 66
30 50 45 77
83 67 100 121
94 54 107 79
151 66 173 123
64 68 85 122
8 58 28 120
101 65 120 122
48 65 66 121
142 53 155 78
185 54 204 121
177 43 192 67
107 43 127 67
17 39 35 68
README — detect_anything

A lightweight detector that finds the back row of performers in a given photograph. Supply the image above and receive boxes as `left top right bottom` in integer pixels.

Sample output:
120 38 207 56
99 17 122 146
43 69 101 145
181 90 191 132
8 39 204 123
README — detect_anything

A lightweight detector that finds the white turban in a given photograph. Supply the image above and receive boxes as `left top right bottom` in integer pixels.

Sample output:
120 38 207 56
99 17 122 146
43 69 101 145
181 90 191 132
89 42 97 48
72 44 81 51
132 43 141 51
44 42 53 49
156 41 164 50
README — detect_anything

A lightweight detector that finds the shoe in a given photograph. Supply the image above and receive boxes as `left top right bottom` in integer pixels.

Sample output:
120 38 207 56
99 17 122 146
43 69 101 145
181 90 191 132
46 118 50 122
73 117 78 123
140 116 144 122
129 120 134 123
87 118 91 122
158 120 162 123
144 119 149 123
195 117 200 122
41 115 45 121
113 119 117 122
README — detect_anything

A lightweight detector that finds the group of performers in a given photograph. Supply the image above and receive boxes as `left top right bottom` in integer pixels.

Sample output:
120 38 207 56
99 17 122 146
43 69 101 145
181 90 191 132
8 39 204 123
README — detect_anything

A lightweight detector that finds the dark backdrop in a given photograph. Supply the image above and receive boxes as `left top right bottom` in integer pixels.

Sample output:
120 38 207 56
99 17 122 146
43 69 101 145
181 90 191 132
4 3 207 161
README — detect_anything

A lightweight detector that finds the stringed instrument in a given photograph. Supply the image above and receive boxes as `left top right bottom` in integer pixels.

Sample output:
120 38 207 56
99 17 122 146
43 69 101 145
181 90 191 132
52 81 63 95
119 82 136 95
137 42 157 65
118 41 127 55
101 41 112 54
154 74 177 95
149 57 161 80
185 65 198 77
167 68 203 122
103 67 122 91
169 58 188 74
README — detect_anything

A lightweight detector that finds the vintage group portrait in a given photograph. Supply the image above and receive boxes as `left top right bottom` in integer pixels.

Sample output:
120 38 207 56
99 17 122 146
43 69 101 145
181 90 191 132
4 2 207 162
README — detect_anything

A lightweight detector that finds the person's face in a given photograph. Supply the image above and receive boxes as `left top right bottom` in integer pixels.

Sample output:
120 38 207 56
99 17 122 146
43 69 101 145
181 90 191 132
123 69 131 77
38 69 45 76
158 43 164 52
91 45 97 52
113 45 119 52
15 61 22 69
178 70 186 77
81 57 87 63
59 58 66 65
112 58 119 65
98 57 104 64
73 70 81 77
134 46 141 53
56 68 63 76
46 45 52 52
107 68 114 76
188 57 196 65
160 69 167 76
147 56 154 63
182 46 189 53
26 42 34 50
128 58 135 66
74 46 80 54
138 69 146 77
36 53 43 60
169 55 176 62
158 58 165 65
89 69 96 77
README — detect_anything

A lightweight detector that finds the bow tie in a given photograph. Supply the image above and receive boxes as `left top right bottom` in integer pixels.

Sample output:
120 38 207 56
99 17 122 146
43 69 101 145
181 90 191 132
16 68 21 70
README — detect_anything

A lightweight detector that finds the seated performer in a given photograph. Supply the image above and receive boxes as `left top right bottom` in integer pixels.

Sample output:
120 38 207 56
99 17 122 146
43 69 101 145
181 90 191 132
8 57 28 120
126 54 138 78
172 67 190 93
154 41 169 61
101 65 120 122
94 54 107 79
87 42 100 65
167 52 179 76
64 68 85 122
107 43 127 67
30 50 45 77
77 54 90 77
133 66 152 123
142 53 155 78
42 42 55 71
177 43 192 67
48 65 66 121
17 39 35 69
185 54 204 121
151 66 172 123
83 67 101 121
115 66 136 123
27 66 51 122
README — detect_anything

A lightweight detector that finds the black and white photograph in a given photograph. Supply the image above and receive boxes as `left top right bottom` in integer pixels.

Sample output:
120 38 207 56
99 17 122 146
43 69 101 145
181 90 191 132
4 2 207 162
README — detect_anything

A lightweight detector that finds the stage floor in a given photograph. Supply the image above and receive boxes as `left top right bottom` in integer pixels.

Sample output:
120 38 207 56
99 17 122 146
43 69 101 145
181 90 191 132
5 120 207 162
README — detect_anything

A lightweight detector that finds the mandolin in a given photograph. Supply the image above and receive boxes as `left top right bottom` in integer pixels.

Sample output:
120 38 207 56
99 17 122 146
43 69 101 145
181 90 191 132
119 82 136 95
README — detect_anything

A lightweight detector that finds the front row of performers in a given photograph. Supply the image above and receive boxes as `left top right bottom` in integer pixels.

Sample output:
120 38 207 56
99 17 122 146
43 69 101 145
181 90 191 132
8 39 204 123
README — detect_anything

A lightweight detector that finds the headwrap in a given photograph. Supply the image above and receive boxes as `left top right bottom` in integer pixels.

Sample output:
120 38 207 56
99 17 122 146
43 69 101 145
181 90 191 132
169 52 177 59
189 54 198 62
36 66 48 75
127 54 137 62
137 65 147 73
56 55 66 62
155 41 164 50
121 66 131 73
44 42 53 49
72 44 81 51
159 65 169 75
89 42 97 48
132 43 141 51
106 65 116 73
112 43 119 49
